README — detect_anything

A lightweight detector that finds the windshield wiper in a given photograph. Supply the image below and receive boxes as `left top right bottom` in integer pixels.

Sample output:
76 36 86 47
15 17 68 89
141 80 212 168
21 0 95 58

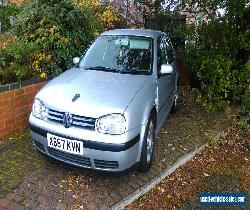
85 66 118 72
85 66 149 75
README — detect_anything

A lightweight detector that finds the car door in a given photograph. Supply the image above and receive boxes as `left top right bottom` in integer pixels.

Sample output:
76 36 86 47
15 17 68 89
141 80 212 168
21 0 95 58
156 35 172 126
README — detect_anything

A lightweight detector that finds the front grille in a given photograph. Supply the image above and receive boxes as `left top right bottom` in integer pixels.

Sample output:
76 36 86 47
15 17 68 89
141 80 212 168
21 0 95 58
47 147 91 167
47 109 96 130
94 159 119 170
33 140 46 152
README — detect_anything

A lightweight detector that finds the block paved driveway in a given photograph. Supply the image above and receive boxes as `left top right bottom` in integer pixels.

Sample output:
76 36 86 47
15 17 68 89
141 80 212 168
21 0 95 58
0 88 232 209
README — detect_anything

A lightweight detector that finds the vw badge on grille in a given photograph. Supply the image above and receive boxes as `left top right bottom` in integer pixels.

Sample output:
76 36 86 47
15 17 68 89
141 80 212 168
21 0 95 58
63 112 73 128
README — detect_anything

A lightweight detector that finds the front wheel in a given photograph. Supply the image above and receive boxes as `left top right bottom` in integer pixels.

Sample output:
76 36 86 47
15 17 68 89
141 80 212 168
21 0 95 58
138 116 155 172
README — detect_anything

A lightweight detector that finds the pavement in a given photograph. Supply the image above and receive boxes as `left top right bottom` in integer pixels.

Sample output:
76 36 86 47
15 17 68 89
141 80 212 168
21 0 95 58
0 88 233 209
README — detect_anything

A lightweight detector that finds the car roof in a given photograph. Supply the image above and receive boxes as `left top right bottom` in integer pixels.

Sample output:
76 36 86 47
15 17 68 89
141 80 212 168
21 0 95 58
101 29 163 39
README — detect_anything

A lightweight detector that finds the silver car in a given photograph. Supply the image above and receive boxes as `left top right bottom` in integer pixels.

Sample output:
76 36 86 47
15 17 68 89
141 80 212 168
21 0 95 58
29 29 179 172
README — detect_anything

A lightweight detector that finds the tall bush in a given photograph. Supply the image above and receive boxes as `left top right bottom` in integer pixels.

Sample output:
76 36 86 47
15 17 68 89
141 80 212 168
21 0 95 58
74 0 121 30
0 39 38 84
181 1 250 111
13 0 100 78
0 4 21 32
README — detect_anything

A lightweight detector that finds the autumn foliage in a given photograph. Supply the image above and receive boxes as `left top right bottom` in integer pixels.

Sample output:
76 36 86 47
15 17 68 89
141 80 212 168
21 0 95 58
0 0 124 84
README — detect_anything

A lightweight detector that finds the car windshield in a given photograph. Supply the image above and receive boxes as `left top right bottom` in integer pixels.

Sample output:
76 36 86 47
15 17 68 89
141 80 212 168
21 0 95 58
79 35 153 75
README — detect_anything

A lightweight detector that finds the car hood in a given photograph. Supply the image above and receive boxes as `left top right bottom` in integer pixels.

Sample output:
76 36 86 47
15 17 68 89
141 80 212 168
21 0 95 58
37 68 150 118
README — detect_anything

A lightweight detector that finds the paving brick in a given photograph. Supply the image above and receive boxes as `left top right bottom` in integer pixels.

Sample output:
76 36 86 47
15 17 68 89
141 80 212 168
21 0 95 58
133 176 146 187
23 199 38 209
137 174 150 183
144 170 158 181
26 191 39 201
93 198 110 210
127 179 140 190
55 202 67 210
119 183 134 198
35 203 51 210
36 195 44 204
150 164 161 175
0 199 10 208
8 203 25 210
27 183 38 192
63 194 74 207
12 194 23 203
102 193 115 207
83 201 101 210
26 176 38 185
109 191 121 204
42 190 61 200
46 197 60 209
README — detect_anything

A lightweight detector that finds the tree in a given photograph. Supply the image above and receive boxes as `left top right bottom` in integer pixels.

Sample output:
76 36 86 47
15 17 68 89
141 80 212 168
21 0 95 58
181 0 250 110
75 0 119 30
12 0 99 77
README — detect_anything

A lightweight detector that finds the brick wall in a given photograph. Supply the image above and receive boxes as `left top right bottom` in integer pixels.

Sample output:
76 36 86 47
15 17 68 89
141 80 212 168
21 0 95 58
0 81 47 139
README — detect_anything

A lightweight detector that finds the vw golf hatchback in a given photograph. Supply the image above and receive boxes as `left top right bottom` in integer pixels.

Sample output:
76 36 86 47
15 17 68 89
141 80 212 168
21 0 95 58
29 29 179 172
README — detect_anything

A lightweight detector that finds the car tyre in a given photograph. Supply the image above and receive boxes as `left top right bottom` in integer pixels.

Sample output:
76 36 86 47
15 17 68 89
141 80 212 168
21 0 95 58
171 83 178 113
138 114 156 172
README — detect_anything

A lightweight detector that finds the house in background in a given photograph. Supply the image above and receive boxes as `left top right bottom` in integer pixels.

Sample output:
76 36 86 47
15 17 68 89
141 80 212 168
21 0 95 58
173 2 215 26
1 0 24 5
111 0 145 25
9 0 24 5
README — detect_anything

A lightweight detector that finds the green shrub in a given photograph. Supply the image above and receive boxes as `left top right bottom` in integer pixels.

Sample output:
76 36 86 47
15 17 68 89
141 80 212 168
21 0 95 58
181 2 250 111
241 62 250 122
0 40 38 84
13 0 101 78
74 0 122 30
0 33 17 49
0 4 22 32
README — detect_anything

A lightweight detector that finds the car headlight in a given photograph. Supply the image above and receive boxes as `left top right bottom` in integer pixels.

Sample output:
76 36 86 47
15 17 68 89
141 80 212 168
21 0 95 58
96 114 126 135
32 98 47 120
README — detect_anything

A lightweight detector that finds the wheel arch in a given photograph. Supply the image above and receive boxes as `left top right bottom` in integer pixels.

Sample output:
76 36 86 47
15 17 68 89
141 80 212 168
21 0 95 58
137 105 157 172
138 104 157 156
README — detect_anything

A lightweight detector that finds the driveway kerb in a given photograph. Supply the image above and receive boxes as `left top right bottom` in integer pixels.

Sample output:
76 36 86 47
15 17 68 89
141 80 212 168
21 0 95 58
111 144 206 210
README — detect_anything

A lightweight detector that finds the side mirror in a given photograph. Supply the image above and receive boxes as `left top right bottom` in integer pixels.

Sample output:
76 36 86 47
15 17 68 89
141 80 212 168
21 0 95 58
159 64 173 75
73 57 80 65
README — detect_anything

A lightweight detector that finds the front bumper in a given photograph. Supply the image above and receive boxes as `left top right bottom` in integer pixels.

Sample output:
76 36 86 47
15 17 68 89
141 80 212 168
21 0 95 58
29 115 142 172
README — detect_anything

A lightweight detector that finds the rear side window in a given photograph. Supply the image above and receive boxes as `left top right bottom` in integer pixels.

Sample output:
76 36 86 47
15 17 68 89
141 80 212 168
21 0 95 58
157 36 168 72
157 36 175 73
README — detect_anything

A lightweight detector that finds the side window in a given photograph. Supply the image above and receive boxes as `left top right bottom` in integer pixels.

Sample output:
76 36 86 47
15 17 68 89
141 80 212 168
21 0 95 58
166 40 175 64
157 36 167 73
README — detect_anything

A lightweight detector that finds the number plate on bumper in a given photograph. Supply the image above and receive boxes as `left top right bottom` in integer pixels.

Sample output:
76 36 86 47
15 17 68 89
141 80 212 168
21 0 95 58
47 133 83 155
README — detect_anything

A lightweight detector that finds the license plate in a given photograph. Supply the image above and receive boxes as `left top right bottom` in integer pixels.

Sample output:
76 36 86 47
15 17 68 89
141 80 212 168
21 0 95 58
47 133 83 155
